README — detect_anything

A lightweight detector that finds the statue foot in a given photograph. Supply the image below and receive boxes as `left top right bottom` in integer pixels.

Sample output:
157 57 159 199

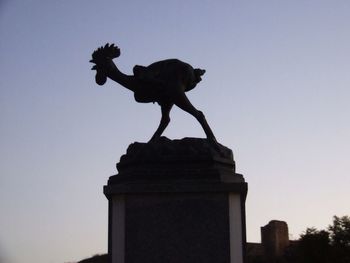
208 137 222 152
148 135 160 143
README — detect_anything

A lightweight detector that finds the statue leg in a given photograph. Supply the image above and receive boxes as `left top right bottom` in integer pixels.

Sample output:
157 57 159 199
173 93 217 143
149 103 173 142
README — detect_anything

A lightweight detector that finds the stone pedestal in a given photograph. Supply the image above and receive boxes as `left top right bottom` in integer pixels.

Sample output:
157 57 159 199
104 137 248 263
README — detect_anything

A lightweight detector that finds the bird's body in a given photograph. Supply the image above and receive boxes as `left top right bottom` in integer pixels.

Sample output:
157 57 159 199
132 58 204 104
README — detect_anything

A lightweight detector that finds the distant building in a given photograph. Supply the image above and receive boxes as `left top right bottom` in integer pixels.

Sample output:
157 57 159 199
261 220 290 258
247 220 298 263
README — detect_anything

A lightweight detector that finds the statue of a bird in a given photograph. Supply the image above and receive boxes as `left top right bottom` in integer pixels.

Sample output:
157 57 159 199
90 43 217 143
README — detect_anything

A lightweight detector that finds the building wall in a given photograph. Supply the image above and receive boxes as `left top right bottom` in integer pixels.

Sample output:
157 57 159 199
261 220 289 259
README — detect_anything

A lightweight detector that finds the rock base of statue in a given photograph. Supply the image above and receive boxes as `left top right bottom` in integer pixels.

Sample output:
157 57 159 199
104 137 248 263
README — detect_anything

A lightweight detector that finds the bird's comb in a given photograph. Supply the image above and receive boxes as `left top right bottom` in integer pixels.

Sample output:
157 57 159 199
90 43 120 66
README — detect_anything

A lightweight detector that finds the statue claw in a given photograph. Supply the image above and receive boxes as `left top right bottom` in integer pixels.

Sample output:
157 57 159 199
208 136 221 150
148 135 159 143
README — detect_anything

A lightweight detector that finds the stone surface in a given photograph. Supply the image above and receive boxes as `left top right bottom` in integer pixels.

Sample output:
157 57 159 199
108 137 241 185
125 193 230 263
104 138 248 263
261 220 289 259
117 137 234 169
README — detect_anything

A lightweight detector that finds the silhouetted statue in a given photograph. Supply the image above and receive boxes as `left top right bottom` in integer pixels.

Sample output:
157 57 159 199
90 43 217 143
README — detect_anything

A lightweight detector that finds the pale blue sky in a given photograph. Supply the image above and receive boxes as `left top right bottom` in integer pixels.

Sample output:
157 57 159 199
1 1 350 263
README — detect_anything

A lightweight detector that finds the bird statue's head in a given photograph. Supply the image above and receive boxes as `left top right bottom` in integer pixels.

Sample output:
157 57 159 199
90 43 121 85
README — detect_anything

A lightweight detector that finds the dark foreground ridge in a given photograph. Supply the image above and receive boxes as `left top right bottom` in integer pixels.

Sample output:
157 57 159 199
78 254 107 263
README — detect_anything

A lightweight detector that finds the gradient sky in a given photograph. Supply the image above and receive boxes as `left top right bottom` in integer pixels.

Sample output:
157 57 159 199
1 1 350 263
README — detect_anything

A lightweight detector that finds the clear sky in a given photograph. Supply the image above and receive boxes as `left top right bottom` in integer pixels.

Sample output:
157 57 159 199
1 1 349 262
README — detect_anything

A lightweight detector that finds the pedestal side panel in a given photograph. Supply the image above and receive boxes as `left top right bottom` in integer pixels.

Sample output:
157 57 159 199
229 193 243 263
125 193 230 263
111 195 125 263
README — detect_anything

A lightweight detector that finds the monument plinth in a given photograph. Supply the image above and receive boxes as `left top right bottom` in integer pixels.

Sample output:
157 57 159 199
104 137 247 263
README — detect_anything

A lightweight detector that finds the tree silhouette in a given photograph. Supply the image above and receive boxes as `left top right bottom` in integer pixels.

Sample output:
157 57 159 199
298 228 331 263
328 216 350 263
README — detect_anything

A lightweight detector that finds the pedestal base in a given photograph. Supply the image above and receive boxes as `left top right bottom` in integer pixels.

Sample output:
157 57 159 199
104 138 247 263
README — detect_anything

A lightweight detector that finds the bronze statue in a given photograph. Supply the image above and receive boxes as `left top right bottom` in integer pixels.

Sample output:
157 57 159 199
90 43 217 143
